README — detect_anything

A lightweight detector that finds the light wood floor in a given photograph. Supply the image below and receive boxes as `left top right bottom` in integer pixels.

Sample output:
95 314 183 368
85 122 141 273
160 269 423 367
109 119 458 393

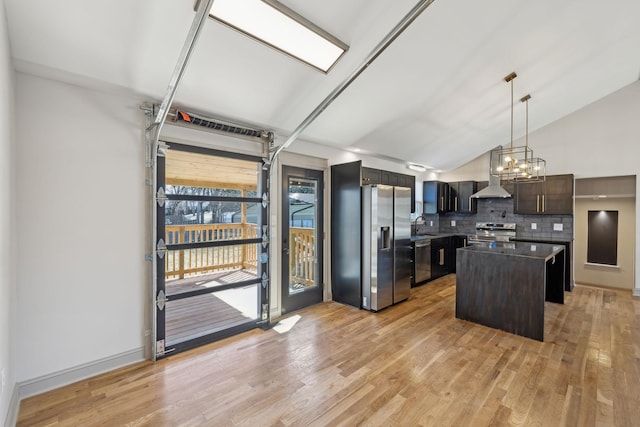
17 275 640 426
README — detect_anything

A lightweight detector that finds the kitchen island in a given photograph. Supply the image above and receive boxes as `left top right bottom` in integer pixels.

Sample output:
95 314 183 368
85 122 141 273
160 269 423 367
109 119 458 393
455 242 565 341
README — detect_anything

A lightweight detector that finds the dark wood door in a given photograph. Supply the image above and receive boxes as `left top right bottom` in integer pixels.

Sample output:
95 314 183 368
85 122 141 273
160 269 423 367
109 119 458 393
448 182 459 212
543 174 574 214
515 181 542 214
456 181 478 213
424 181 450 214
430 237 450 279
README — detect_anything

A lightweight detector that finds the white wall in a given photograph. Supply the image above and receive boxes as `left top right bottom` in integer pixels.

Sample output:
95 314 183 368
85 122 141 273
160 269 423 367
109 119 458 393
574 198 635 289
15 73 147 383
0 0 16 423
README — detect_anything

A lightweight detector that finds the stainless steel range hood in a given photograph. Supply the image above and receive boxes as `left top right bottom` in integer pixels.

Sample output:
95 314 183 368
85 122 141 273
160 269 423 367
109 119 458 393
470 174 512 198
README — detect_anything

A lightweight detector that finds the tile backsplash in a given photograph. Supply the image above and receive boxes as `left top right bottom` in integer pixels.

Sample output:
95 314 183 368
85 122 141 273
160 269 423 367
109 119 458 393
417 197 573 241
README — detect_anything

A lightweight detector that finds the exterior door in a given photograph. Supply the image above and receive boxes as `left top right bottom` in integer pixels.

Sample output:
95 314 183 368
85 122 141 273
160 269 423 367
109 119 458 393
281 166 324 314
154 142 269 357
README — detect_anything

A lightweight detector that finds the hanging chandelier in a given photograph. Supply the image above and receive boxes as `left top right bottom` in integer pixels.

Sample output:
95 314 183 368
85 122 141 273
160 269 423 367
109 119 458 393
491 72 546 183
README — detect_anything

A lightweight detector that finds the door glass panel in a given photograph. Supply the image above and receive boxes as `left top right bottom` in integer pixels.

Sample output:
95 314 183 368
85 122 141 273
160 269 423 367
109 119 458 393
288 177 318 295
165 284 259 346
165 201 260 241
165 243 260 294
157 147 266 354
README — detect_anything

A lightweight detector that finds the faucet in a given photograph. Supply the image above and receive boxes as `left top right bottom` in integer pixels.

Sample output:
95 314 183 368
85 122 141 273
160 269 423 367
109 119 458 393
413 213 426 235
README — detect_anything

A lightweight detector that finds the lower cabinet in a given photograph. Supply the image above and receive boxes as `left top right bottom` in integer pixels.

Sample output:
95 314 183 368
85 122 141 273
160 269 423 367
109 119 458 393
413 235 464 285
430 237 451 279
450 235 469 273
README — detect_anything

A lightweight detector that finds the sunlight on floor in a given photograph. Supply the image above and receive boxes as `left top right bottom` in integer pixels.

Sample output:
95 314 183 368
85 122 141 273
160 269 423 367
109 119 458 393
215 286 259 319
273 315 301 334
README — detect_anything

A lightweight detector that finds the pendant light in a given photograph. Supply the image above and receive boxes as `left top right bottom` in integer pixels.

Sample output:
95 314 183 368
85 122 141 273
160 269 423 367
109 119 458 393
491 72 545 182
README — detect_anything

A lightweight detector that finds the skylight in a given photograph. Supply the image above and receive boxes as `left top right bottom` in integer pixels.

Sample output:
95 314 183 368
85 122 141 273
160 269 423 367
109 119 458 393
205 0 348 73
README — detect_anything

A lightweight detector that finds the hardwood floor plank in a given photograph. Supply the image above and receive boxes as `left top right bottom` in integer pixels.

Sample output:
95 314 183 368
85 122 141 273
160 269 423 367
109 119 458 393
16 278 640 426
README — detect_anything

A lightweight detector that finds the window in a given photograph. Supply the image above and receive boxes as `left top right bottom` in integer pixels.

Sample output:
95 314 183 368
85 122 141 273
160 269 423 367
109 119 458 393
587 210 618 266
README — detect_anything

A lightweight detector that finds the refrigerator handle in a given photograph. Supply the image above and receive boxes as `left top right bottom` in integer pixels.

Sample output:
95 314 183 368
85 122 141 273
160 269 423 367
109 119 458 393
380 227 391 250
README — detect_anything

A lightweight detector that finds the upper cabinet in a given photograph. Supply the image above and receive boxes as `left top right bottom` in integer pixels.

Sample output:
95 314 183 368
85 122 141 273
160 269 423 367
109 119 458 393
361 167 381 185
423 181 450 214
542 174 574 215
515 174 574 215
449 181 478 213
424 180 478 214
361 166 416 212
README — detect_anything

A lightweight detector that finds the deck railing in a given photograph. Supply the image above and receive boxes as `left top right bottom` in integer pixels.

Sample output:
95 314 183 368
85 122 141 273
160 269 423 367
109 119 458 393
289 228 316 287
165 224 316 284
165 223 258 280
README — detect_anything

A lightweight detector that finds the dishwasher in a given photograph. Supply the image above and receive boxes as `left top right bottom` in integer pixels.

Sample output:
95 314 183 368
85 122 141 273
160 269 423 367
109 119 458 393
414 240 431 284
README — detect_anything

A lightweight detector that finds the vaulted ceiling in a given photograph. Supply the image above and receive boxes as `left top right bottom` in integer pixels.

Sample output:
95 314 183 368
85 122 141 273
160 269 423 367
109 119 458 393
5 0 640 171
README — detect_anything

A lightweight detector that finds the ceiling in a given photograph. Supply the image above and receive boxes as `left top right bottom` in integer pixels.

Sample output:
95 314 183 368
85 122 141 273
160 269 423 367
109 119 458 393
5 0 640 172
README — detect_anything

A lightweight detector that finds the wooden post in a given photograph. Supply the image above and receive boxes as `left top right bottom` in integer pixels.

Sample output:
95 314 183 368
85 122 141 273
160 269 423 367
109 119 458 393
241 189 247 268
178 225 185 279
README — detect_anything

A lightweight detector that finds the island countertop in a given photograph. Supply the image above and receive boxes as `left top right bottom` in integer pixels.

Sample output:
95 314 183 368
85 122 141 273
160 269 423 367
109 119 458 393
458 241 564 260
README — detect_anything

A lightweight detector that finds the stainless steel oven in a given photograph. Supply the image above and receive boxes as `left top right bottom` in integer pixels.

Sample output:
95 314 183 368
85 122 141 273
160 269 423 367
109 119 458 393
468 222 516 243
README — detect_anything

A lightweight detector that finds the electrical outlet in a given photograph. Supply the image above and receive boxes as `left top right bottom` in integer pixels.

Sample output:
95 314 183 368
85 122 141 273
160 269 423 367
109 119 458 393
553 223 563 231
429 221 433 227
531 223 537 230
451 220 456 227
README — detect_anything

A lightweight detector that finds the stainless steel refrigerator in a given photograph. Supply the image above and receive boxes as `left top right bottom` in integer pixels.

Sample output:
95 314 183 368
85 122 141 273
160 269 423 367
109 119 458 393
361 185 412 311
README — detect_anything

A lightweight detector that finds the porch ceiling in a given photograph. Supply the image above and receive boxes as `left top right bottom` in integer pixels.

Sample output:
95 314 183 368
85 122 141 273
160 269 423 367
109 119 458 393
165 149 259 190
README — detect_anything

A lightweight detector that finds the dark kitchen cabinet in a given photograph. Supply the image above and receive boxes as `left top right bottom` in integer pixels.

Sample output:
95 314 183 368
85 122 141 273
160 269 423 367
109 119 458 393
423 181 449 214
450 235 469 273
361 167 415 212
515 181 541 214
430 237 451 279
361 167 381 185
331 161 364 308
544 174 574 215
380 170 399 186
449 181 478 213
515 174 573 215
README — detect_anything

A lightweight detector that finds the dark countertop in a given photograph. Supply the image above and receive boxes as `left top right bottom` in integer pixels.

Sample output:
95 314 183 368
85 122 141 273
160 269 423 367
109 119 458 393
510 237 573 244
411 233 462 242
459 241 564 260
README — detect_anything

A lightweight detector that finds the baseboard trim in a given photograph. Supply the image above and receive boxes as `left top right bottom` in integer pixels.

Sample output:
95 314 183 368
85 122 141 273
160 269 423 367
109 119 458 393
4 383 20 427
633 288 640 297
18 347 145 401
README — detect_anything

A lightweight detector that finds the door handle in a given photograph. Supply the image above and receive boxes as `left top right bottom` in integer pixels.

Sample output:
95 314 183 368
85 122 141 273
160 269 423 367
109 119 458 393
542 194 545 212
536 194 540 213
468 196 472 212
440 196 444 211
455 197 458 211
439 248 444 265
283 247 289 255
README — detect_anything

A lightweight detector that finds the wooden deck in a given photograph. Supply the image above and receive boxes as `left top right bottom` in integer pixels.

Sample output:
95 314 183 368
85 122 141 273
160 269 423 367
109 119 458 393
165 269 259 345
17 276 640 426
